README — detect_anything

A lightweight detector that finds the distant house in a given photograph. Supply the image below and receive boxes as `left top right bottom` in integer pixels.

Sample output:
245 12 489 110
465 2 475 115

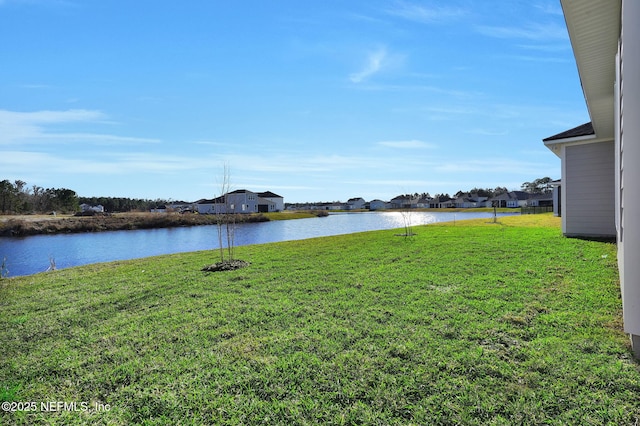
347 197 366 210
150 205 167 213
258 191 284 212
80 203 104 213
369 199 388 211
490 191 530 208
195 197 224 214
416 197 433 208
452 195 488 208
197 190 284 214
526 193 553 208
431 196 455 208
390 195 420 209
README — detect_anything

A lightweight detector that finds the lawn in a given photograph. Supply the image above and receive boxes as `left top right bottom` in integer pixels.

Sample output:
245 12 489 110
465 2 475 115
1 214 639 425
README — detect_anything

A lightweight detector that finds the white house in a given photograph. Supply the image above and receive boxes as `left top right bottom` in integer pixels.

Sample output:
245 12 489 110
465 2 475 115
543 0 640 355
369 199 388 211
347 197 366 210
80 203 104 213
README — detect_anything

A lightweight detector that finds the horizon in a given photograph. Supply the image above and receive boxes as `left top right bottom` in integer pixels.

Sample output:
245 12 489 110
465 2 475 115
1 1 582 204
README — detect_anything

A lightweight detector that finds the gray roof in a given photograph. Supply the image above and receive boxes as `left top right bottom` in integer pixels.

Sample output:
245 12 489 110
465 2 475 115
543 122 594 142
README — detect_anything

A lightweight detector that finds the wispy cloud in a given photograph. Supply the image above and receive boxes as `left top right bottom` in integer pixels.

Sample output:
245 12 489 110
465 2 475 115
476 22 568 42
350 47 388 83
386 1 467 23
533 1 563 16
377 140 436 149
0 109 159 145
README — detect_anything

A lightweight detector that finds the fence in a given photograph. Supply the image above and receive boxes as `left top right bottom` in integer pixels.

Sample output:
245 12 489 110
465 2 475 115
521 206 554 214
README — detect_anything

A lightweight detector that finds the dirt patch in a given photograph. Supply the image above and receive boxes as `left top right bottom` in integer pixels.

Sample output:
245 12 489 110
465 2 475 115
201 260 251 272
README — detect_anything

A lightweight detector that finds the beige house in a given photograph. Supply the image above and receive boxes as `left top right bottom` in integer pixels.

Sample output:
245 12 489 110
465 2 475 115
544 0 640 354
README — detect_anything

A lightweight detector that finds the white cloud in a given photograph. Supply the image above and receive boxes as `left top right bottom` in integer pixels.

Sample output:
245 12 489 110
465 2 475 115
350 47 388 83
377 140 436 149
0 109 159 145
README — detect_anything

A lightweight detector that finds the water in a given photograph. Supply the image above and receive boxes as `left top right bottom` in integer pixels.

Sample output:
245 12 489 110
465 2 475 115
0 211 517 277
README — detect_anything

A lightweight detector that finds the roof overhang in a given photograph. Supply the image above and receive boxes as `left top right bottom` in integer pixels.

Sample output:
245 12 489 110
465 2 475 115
560 0 621 140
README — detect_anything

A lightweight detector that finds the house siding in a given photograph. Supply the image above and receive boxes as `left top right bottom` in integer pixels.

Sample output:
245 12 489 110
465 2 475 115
564 141 616 237
619 0 640 336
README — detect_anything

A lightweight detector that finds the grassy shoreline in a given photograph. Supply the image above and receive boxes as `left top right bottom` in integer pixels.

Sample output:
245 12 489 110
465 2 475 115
0 208 516 238
1 214 639 424
0 211 326 237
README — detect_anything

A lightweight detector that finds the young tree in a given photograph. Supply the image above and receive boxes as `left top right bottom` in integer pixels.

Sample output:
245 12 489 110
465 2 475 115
203 164 248 272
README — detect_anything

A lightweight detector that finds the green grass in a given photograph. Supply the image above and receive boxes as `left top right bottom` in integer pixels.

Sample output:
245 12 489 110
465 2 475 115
1 214 639 424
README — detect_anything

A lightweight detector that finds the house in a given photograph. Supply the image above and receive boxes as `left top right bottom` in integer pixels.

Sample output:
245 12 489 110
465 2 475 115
431 195 455 209
80 203 104 213
258 191 284 212
543 0 640 354
490 191 530 208
369 199 388 211
195 197 224 214
452 194 488 208
543 122 615 238
525 193 553 208
347 197 366 210
196 189 278 214
416 196 433 208
390 195 419 209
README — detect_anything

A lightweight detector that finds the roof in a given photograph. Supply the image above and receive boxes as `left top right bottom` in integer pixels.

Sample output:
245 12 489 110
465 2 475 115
258 191 282 198
228 189 254 195
543 122 594 141
559 0 620 140
491 191 531 201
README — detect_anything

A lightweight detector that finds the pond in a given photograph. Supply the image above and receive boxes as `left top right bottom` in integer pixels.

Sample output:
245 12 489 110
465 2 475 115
0 211 517 277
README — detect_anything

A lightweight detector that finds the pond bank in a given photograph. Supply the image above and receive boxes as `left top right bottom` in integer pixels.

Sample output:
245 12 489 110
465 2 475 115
0 211 326 237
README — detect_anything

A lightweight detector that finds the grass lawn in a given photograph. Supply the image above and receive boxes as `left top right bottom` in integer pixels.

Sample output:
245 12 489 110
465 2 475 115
1 214 639 425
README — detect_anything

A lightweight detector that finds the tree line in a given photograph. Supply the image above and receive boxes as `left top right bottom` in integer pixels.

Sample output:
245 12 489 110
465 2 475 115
0 179 172 215
393 177 553 201
1 176 554 215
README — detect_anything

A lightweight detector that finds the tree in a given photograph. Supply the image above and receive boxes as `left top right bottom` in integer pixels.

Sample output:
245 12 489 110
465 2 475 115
521 177 553 194
202 164 249 271
0 180 15 213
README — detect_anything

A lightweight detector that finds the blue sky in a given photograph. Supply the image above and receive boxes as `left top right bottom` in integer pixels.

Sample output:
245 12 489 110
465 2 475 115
1 0 587 203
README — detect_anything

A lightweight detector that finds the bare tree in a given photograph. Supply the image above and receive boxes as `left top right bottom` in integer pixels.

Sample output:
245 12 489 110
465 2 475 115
215 163 232 263
203 163 249 272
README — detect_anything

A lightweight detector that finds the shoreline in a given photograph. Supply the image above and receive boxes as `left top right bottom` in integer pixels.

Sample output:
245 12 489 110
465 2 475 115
0 211 326 237
0 208 518 238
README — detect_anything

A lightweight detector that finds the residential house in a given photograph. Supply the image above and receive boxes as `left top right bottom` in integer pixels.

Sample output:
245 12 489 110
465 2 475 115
543 0 640 354
525 193 553 208
490 191 530 208
347 197 366 210
196 189 275 214
195 197 224 214
369 199 388 211
416 196 433 208
390 195 420 209
452 194 488 208
431 195 455 209
258 191 284 212
80 203 105 213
